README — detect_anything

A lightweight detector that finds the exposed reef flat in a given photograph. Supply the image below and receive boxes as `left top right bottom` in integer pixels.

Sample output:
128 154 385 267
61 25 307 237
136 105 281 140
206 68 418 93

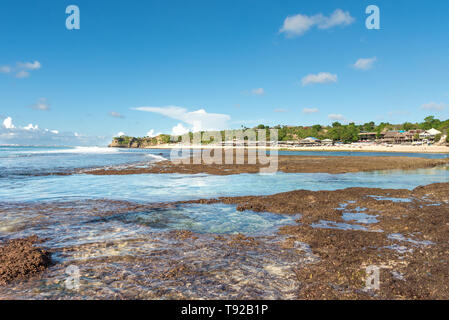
85 154 449 175
0 236 52 286
1 183 448 299
180 183 449 299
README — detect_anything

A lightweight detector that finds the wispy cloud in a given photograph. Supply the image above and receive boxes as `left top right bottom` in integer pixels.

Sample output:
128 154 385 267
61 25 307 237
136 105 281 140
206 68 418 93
133 105 230 134
328 114 345 121
0 60 42 79
302 107 319 114
109 111 125 118
280 9 354 37
29 98 50 111
15 70 30 79
0 66 11 74
18 61 41 70
353 57 377 70
251 88 265 95
420 102 445 111
387 110 411 117
274 108 287 113
301 72 337 86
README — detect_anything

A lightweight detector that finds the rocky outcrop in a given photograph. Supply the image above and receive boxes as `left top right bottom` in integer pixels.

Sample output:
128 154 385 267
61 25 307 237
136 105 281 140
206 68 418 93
109 135 172 148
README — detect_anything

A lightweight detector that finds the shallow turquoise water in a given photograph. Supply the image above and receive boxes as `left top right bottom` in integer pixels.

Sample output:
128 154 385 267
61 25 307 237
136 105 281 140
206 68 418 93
1 167 447 202
0 146 447 235
0 202 299 242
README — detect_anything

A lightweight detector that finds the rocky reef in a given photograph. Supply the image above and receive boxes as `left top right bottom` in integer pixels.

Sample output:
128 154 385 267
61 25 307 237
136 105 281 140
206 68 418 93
0 236 52 285
87 154 449 175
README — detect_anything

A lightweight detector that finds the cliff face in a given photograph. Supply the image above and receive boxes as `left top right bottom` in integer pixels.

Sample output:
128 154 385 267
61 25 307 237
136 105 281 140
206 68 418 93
109 135 171 148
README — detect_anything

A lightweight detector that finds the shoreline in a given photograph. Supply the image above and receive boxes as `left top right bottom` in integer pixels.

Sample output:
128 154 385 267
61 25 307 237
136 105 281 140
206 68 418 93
131 144 449 154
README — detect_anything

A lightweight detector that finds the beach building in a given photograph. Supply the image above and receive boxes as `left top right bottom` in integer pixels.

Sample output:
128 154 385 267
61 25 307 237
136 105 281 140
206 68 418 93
299 137 321 146
358 132 378 141
420 128 442 139
417 129 441 144
383 131 415 144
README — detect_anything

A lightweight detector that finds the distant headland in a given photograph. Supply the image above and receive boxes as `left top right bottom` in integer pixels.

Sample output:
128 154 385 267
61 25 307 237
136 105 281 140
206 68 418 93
109 116 449 152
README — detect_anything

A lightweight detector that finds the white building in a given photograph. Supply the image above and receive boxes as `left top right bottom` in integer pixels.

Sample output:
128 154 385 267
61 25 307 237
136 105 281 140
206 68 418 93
419 128 442 139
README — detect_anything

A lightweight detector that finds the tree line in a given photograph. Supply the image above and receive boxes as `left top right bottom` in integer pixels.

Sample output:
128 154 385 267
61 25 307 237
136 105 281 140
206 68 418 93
114 116 449 145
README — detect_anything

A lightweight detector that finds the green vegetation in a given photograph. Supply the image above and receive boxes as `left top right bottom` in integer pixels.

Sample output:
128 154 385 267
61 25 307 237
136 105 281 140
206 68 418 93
264 116 449 143
111 134 171 147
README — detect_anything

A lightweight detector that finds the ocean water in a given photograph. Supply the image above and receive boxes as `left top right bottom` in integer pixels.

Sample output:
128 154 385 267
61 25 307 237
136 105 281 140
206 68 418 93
0 146 447 299
0 146 170 177
0 146 448 203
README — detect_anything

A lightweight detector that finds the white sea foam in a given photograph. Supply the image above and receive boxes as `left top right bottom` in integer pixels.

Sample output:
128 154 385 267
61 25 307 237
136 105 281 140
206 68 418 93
146 154 167 161
18 146 121 154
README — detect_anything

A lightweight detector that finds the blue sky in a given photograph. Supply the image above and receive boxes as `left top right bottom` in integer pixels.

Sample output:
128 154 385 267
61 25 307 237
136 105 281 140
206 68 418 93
1 0 448 145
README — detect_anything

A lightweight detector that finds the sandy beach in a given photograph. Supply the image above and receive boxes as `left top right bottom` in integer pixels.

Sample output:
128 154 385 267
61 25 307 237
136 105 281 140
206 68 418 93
139 143 449 154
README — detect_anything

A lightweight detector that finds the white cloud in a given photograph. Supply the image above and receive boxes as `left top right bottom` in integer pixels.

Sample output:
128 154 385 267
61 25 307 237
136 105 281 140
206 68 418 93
133 105 230 133
23 123 39 131
301 72 337 86
109 111 125 118
420 102 445 111
280 14 317 37
3 117 15 129
116 132 126 137
171 123 190 136
318 9 355 29
353 57 377 70
0 116 106 146
146 129 162 137
29 98 50 111
251 88 265 95
328 114 345 121
302 107 319 114
280 9 354 37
